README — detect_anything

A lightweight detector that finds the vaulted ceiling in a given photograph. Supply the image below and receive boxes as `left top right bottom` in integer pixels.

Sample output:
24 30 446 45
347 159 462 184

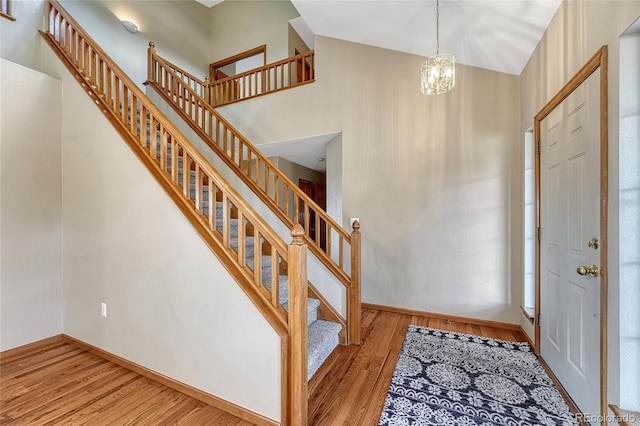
197 0 562 76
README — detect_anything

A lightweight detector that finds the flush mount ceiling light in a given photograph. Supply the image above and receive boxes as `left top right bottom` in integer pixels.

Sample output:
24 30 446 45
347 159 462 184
421 0 455 95
121 20 138 34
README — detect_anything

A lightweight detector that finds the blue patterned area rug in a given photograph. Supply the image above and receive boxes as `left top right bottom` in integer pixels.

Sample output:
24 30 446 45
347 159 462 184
379 326 578 426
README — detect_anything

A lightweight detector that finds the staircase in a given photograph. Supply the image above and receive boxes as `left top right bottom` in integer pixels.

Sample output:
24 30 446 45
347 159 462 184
42 0 352 423
147 44 362 346
136 104 344 379
181 161 342 379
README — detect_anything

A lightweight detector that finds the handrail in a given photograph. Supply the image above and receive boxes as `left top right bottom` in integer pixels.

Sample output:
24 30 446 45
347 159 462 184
43 1 307 422
161 56 209 103
206 50 315 107
148 44 361 345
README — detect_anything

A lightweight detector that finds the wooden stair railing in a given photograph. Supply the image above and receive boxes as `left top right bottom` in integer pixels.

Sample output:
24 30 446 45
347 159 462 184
161 49 315 108
147 44 362 345
208 50 315 106
43 1 307 423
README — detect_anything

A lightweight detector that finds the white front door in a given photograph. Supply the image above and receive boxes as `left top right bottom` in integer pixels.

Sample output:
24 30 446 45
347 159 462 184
539 69 601 422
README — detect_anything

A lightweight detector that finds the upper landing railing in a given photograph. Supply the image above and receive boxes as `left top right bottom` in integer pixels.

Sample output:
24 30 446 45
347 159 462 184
161 50 315 107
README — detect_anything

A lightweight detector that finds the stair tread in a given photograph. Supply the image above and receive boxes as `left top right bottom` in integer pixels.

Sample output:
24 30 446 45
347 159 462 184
308 320 342 379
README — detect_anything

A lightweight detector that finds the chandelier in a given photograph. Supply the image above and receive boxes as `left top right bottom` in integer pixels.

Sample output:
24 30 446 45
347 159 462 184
421 0 455 95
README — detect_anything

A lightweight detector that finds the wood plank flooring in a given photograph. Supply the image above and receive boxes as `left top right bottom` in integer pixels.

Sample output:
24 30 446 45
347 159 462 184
1 308 525 425
307 308 525 425
0 342 254 425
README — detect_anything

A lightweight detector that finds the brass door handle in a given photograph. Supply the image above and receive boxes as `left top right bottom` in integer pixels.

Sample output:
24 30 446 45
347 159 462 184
577 264 599 277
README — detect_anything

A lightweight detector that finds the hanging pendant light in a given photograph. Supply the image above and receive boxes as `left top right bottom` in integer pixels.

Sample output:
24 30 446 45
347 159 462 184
421 0 455 95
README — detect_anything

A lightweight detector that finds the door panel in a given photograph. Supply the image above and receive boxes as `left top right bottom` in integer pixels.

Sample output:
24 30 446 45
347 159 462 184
540 69 601 422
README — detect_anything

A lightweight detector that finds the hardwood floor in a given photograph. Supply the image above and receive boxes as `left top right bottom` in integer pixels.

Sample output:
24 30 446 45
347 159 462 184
0 342 254 425
307 308 525 425
1 309 525 425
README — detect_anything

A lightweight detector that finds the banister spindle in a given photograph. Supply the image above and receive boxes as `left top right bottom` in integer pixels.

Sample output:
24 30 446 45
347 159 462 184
287 224 308 426
348 221 361 345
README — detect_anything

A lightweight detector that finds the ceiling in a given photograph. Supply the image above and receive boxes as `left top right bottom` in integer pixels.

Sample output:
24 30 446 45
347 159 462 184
289 0 562 76
197 0 562 76
255 132 341 172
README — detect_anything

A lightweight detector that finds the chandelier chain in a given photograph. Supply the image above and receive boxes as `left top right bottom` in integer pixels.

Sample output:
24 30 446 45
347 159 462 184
436 0 440 55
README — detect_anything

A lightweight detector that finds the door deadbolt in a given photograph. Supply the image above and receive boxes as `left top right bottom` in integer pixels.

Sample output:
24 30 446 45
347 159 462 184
577 264 599 277
588 238 599 250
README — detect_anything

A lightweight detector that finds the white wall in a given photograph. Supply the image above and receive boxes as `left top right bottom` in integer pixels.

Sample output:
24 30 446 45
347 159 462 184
0 59 62 351
209 0 299 64
217 36 522 324
40 44 281 422
0 0 46 70
519 0 640 411
58 0 210 90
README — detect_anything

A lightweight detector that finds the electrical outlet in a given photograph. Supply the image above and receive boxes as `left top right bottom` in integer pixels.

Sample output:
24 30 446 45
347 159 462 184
350 217 360 227
101 303 107 317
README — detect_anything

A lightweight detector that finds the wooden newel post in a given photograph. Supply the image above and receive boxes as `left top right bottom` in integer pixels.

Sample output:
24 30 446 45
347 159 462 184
204 76 211 105
288 224 308 425
147 41 156 82
349 221 362 345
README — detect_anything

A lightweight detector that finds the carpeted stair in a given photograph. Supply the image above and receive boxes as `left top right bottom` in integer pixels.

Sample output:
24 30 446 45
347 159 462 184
141 114 341 379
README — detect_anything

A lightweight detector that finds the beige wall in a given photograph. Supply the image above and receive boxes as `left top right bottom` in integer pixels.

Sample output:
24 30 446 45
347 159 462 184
0 59 63 350
288 23 310 57
217 36 522 324
519 0 640 410
58 0 210 89
40 43 281 422
209 0 299 65
271 156 324 187
0 0 46 70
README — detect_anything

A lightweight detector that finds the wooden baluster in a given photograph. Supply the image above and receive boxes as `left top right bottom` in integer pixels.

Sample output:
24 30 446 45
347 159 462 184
348 221 361 345
140 106 148 147
339 237 344 270
222 195 230 248
207 108 213 139
121 85 128 123
230 134 236 163
327 225 332 260
247 150 252 179
105 67 113 111
288 224 308 426
254 231 263 287
315 209 320 247
183 153 190 200
271 250 279 307
280 63 285 89
237 214 246 267
223 126 228 153
160 128 168 172
274 175 279 207
256 158 261 189
304 203 310 237
130 95 137 135
195 165 203 214
208 177 216 231
171 142 179 185
293 194 299 225
283 184 289 216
